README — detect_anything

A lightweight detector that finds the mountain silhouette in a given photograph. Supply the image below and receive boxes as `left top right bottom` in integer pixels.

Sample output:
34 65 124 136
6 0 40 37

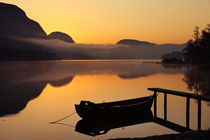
48 32 75 43
0 2 47 38
0 2 81 60
0 2 58 60
0 2 186 60
0 37 59 60
117 39 156 46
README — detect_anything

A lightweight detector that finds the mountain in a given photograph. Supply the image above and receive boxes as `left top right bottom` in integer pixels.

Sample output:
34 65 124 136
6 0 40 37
113 39 186 59
0 37 59 60
0 2 80 60
0 2 47 38
117 39 156 46
0 2 186 60
48 32 75 43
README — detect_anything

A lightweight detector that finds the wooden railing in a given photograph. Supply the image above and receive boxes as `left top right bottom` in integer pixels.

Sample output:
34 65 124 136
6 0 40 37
148 88 210 131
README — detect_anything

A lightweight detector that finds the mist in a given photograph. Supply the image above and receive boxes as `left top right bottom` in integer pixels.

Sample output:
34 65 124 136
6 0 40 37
19 37 186 59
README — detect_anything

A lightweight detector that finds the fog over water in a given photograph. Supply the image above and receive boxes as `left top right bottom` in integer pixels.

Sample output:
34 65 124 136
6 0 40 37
19 38 185 59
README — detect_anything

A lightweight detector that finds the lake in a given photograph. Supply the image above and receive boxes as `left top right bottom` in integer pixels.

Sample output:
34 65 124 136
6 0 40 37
0 60 209 140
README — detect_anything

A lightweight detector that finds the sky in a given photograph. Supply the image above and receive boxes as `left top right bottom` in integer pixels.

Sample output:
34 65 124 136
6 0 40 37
1 0 210 44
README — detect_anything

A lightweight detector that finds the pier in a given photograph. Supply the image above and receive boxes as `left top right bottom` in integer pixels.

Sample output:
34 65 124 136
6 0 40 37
148 88 210 132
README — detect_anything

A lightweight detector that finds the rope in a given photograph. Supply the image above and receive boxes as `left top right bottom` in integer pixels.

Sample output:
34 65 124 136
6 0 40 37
49 112 76 124
51 122 75 128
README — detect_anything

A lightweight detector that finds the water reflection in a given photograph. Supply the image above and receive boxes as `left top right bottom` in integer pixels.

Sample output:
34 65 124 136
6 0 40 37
183 66 210 97
1 61 209 117
0 61 210 140
75 110 153 136
0 62 52 117
161 63 210 97
2 61 210 116
0 61 74 116
0 81 46 116
49 77 74 87
0 60 185 117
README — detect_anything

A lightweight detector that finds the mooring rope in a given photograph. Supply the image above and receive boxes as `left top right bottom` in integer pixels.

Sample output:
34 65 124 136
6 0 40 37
51 122 75 128
49 112 76 124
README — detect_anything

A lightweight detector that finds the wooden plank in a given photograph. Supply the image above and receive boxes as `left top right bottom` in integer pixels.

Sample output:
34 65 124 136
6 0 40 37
186 97 190 129
153 117 192 133
164 93 167 120
148 88 210 102
154 91 157 117
198 99 201 130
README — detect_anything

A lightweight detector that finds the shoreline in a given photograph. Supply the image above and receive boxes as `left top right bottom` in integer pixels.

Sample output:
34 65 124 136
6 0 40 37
110 130 210 140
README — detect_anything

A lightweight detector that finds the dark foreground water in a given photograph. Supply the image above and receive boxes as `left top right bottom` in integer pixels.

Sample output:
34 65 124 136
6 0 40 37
0 60 209 140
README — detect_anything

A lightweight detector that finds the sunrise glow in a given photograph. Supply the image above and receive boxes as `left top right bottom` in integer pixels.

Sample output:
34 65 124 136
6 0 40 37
2 0 210 44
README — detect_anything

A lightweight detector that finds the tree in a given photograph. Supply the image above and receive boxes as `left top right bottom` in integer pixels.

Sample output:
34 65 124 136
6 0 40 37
193 25 200 41
183 24 210 64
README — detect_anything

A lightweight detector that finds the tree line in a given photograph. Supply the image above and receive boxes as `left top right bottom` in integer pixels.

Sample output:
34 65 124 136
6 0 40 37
162 24 210 65
184 24 210 64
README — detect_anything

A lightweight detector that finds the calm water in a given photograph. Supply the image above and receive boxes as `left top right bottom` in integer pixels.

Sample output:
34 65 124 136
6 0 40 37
0 60 209 140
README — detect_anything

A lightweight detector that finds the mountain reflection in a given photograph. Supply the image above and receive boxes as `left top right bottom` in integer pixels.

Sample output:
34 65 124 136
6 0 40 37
0 82 47 116
49 77 74 87
0 61 74 117
183 66 210 97
0 60 185 117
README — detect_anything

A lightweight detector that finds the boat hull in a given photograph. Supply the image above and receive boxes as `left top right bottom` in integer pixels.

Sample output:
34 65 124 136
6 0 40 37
75 95 153 119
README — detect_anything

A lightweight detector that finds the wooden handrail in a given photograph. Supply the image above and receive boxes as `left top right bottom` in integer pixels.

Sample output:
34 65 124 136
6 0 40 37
148 88 210 102
149 87 208 131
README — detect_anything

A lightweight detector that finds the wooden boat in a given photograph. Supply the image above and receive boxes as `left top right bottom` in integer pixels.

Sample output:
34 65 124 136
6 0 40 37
75 109 153 136
75 95 153 119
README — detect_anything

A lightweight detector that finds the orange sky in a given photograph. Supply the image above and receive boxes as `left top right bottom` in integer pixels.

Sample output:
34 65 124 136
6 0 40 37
2 0 210 44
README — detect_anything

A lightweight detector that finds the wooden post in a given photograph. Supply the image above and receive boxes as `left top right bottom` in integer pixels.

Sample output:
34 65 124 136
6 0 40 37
198 99 201 130
186 97 190 129
164 93 167 120
154 91 157 117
